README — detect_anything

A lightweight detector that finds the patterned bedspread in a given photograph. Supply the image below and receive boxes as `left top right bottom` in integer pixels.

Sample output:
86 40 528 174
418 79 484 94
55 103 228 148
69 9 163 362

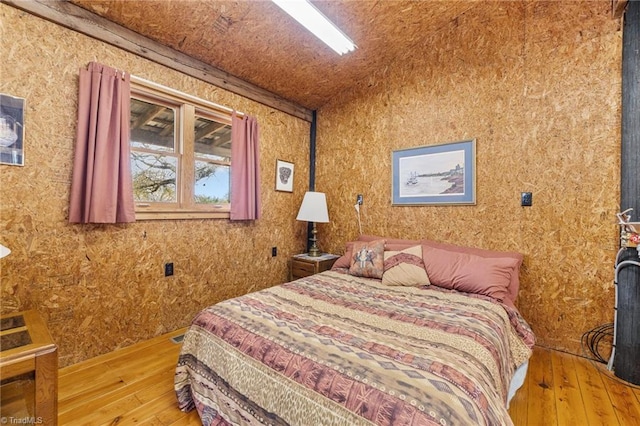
175 270 535 426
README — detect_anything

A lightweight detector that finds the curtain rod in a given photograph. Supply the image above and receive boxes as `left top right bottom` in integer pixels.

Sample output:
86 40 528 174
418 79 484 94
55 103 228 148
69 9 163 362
130 74 245 117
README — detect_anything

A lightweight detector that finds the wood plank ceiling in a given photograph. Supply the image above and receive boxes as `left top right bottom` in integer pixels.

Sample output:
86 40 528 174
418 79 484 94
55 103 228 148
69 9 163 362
69 0 477 111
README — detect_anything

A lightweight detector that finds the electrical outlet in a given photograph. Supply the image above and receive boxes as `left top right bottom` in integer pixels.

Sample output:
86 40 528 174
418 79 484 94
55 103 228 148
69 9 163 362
271 246 277 257
356 194 363 205
521 192 532 207
164 262 174 277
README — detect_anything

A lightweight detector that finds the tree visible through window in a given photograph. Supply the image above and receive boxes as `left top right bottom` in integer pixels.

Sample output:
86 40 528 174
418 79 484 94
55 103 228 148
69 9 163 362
193 114 231 205
130 98 178 202
129 83 232 219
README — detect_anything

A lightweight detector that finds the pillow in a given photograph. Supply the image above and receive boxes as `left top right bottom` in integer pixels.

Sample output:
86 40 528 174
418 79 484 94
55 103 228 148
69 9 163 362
382 245 430 287
349 240 385 279
422 245 519 303
338 235 524 304
359 235 523 303
358 234 422 250
333 236 421 270
420 239 523 304
332 241 355 269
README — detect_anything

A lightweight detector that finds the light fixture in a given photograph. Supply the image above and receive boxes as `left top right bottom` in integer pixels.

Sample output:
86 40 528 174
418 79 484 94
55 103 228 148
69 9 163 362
0 243 11 258
272 0 356 55
296 191 329 256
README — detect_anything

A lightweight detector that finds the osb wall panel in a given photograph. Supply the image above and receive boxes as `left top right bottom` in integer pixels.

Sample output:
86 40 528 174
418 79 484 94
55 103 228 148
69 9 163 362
0 5 310 366
316 1 621 356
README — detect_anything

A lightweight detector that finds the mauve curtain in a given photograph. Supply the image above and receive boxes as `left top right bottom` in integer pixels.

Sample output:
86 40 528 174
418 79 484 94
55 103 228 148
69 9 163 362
230 112 261 220
69 62 135 223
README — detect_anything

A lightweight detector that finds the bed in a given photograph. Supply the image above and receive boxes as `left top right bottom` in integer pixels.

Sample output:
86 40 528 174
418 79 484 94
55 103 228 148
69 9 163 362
175 237 535 426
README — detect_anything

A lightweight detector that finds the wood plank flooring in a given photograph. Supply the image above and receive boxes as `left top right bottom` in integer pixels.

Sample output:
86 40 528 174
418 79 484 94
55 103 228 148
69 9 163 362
58 330 640 425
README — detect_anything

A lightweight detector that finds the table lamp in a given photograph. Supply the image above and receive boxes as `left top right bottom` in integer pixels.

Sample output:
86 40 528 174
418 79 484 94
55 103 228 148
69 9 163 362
296 191 329 256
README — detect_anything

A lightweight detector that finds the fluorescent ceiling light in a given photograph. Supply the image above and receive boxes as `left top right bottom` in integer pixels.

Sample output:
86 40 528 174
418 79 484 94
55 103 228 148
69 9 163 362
272 0 356 55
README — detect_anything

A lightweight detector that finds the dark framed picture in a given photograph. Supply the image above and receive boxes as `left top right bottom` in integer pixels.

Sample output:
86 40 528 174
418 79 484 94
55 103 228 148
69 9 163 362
392 139 476 205
0 93 25 166
275 159 294 192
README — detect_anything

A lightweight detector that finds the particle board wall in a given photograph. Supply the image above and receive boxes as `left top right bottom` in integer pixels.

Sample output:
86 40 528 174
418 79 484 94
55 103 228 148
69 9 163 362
316 1 622 355
0 5 310 366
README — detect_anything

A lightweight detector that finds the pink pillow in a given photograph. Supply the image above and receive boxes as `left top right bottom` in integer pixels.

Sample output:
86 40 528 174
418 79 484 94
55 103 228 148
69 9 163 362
422 245 519 303
359 235 421 248
359 235 523 303
420 239 523 303
349 240 385 279
332 241 355 269
336 235 523 304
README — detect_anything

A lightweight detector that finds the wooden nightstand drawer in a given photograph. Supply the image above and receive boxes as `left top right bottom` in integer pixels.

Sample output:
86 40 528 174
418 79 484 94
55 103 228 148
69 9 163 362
291 260 316 277
289 253 340 281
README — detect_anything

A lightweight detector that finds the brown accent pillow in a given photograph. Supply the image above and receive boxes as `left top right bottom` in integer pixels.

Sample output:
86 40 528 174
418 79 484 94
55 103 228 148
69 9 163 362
382 245 430 287
348 240 385 279
422 245 518 303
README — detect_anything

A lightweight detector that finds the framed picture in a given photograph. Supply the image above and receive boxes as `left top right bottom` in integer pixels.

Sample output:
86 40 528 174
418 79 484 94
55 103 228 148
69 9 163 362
392 139 476 205
0 94 25 166
275 159 294 192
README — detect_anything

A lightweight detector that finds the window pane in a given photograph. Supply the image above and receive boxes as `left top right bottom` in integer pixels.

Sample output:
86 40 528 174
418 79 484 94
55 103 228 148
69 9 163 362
194 115 231 161
130 98 175 152
194 161 229 204
131 152 178 202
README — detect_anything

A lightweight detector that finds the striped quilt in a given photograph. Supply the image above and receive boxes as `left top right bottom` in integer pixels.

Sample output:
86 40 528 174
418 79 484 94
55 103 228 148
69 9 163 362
175 270 534 425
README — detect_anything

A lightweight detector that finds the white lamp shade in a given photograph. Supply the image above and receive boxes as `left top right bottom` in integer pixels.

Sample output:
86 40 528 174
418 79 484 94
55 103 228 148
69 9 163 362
0 243 11 258
296 191 329 223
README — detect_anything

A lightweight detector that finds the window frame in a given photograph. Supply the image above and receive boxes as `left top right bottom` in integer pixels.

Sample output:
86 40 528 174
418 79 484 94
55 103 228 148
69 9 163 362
130 78 234 220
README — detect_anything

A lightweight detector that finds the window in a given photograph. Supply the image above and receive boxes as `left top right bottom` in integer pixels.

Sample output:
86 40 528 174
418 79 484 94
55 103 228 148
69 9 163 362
130 81 232 220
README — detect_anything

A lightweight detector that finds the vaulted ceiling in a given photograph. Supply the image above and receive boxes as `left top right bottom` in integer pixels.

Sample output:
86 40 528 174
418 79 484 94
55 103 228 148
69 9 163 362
9 0 624 118
68 0 477 111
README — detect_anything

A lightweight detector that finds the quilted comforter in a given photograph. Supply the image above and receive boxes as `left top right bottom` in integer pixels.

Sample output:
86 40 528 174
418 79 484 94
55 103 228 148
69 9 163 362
175 270 535 426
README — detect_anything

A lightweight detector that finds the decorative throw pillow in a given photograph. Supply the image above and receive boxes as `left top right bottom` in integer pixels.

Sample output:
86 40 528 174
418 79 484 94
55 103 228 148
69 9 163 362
382 245 430 287
349 240 385 279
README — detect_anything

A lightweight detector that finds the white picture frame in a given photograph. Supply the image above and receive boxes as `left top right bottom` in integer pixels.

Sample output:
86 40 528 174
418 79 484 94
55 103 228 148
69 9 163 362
275 159 294 192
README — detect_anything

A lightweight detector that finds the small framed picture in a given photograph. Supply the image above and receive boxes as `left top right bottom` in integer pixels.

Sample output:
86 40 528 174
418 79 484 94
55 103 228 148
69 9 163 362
392 139 476 205
0 93 25 166
275 159 294 192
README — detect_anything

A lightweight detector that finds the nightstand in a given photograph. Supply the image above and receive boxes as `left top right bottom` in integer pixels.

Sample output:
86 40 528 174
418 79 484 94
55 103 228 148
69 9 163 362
0 310 58 425
289 253 340 281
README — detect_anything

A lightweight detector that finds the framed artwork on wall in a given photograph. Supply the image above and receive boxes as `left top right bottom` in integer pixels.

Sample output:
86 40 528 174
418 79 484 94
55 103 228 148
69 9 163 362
392 139 476 205
0 93 25 166
275 159 294 192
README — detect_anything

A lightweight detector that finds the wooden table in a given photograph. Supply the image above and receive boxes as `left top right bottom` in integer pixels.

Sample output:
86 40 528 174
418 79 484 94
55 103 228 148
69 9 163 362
0 310 57 425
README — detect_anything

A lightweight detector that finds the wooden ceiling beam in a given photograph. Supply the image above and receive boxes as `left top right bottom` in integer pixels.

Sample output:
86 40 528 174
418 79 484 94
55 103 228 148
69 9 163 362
158 124 174 137
131 105 165 130
2 0 314 122
195 122 226 141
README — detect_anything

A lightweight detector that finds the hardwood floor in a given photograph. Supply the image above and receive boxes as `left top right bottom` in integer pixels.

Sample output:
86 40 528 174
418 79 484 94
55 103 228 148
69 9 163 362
58 329 640 425
509 346 640 425
58 328 199 425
